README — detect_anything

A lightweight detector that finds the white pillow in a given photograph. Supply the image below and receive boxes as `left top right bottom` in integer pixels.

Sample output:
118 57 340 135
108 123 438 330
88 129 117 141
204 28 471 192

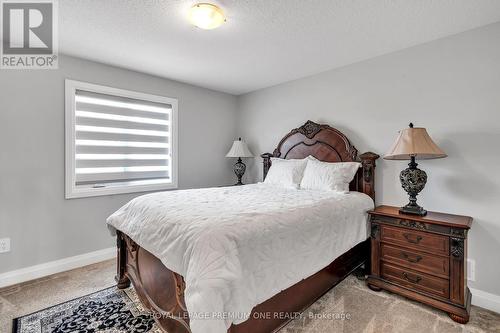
305 155 318 161
264 158 308 188
300 159 361 192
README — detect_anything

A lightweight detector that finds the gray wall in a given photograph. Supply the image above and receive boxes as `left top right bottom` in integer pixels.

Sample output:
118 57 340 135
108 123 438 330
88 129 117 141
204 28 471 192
1 23 499 298
237 23 500 295
0 55 238 273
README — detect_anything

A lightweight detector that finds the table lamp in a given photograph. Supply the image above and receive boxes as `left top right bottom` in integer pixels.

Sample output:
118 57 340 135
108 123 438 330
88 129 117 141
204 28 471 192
226 138 254 185
384 123 447 216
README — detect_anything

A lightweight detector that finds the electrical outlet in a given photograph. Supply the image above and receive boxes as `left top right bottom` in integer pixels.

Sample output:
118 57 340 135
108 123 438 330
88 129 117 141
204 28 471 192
0 238 10 253
467 259 475 281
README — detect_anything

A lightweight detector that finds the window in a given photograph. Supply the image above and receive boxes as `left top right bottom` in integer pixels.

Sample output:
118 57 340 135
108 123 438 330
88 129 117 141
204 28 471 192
65 80 178 198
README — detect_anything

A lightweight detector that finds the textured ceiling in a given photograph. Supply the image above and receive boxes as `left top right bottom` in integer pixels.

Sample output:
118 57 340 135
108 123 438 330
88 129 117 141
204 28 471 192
59 0 500 95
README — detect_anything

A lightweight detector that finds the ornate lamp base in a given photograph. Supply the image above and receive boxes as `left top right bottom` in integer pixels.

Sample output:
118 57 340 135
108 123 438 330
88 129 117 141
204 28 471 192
399 156 427 216
400 203 427 216
233 158 246 185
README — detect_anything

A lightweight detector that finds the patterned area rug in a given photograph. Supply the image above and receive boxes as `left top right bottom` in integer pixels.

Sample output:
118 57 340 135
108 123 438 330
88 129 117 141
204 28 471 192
12 287 161 333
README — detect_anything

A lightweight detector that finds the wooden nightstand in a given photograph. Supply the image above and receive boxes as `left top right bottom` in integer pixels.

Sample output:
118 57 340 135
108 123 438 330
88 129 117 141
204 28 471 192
366 205 473 324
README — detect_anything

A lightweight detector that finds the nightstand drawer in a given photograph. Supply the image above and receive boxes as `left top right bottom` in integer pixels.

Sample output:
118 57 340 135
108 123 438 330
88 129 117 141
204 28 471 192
380 244 449 278
381 262 449 299
380 225 449 255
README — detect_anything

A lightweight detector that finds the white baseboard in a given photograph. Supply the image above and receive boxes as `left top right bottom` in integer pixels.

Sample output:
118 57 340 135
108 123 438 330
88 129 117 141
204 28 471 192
471 287 500 314
0 247 116 289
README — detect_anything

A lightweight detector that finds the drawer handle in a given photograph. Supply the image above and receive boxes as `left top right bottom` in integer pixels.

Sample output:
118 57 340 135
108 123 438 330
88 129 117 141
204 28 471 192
403 233 423 244
402 272 422 284
401 252 423 263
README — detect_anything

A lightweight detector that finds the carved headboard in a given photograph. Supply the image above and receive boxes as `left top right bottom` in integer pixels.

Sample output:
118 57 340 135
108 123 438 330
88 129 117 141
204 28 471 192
261 120 380 201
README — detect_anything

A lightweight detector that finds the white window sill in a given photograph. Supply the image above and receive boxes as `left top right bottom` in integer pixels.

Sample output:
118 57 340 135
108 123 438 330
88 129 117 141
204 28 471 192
65 179 178 199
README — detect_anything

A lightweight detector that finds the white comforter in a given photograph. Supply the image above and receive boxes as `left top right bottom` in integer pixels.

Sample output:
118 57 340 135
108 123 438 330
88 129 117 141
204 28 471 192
107 183 374 333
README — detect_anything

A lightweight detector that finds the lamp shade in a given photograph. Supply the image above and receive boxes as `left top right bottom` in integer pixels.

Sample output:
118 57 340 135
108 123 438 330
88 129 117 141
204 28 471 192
226 138 254 158
384 125 447 160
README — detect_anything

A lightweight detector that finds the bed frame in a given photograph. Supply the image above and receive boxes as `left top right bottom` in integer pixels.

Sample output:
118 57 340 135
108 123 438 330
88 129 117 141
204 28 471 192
116 120 379 333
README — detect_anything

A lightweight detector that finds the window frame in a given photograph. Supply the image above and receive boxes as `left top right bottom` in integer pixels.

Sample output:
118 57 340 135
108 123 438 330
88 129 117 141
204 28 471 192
65 79 178 199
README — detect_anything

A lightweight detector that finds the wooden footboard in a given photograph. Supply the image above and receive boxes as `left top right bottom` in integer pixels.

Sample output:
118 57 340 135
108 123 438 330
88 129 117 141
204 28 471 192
116 231 190 332
116 231 369 333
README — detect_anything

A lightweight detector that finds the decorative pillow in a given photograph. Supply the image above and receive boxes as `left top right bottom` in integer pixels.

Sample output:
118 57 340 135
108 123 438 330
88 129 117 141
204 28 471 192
300 159 361 192
264 158 308 188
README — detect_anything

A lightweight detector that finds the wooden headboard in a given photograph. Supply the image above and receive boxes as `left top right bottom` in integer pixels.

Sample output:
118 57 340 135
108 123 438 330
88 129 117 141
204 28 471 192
261 120 380 201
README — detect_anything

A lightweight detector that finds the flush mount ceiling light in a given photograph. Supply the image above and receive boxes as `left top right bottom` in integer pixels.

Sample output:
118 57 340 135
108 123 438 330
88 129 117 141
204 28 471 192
189 3 225 30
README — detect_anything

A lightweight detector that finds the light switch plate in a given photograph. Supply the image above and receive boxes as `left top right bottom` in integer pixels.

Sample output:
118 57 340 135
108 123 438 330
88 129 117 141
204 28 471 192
467 259 475 281
0 238 10 253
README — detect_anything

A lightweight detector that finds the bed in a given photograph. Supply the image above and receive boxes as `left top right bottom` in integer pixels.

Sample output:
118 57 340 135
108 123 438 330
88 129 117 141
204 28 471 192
108 120 379 333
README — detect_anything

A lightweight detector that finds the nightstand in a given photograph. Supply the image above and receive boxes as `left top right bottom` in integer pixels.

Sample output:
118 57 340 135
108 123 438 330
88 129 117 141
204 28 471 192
366 205 473 324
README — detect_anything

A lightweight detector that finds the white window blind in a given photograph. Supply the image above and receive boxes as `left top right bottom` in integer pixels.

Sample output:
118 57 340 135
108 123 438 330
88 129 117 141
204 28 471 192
65 80 178 198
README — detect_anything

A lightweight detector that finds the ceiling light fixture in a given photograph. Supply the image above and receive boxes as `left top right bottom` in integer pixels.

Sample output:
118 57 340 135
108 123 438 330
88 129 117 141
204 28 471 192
189 3 225 30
